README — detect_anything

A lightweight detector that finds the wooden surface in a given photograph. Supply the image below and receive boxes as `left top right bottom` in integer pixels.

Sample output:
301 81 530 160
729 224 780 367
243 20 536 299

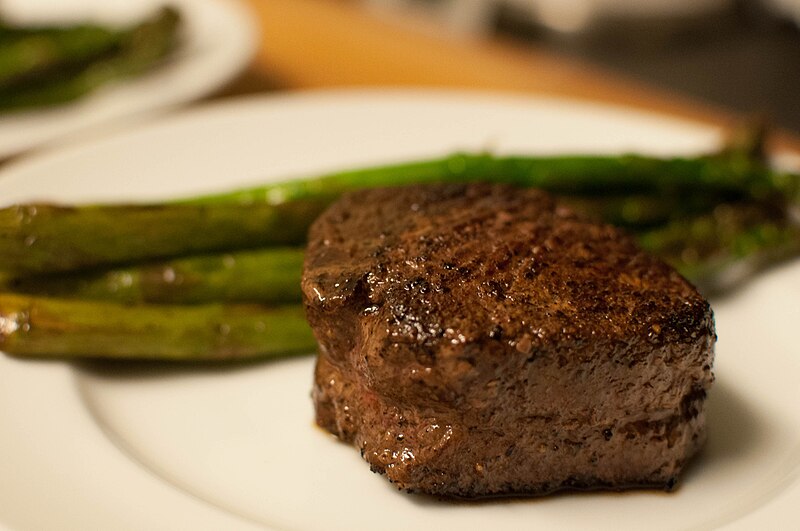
233 0 800 153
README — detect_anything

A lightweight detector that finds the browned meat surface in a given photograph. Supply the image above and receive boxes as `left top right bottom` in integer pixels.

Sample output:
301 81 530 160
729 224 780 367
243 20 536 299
302 183 715 498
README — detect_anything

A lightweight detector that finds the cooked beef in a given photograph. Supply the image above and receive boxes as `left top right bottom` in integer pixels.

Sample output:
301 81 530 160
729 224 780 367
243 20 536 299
302 183 715 498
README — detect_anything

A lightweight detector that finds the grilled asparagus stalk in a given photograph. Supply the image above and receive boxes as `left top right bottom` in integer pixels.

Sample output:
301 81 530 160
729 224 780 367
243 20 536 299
5 247 305 304
1 141 798 361
1 152 796 278
0 198 328 276
0 293 315 360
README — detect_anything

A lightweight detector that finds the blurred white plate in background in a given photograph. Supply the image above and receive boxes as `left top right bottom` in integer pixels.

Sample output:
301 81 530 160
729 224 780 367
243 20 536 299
0 0 256 159
0 90 797 530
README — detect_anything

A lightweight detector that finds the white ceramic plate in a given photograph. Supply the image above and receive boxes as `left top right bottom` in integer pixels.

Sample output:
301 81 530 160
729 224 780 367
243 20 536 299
0 0 256 160
0 90 798 531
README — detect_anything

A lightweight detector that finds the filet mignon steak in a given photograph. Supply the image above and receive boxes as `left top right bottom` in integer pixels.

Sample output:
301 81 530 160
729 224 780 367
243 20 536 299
302 183 715 498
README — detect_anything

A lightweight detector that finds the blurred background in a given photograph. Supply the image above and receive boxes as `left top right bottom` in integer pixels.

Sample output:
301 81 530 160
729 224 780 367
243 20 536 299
1 0 799 158
361 0 800 131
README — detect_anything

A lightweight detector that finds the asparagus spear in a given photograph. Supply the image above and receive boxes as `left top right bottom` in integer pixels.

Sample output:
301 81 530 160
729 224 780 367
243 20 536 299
3 152 796 276
0 24 124 89
637 203 800 294
0 293 315 360
10 204 790 308
180 152 799 209
7 247 305 304
0 7 180 112
0 191 700 279
0 197 328 276
560 193 722 228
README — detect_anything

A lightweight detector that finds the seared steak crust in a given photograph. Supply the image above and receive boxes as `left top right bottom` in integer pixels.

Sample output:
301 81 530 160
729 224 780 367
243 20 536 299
303 183 715 498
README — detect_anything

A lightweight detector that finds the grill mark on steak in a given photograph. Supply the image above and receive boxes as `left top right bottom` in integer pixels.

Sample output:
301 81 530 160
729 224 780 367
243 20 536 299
303 183 715 498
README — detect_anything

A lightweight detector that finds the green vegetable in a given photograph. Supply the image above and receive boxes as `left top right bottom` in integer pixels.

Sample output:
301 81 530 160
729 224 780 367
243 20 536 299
181 152 799 210
0 7 180 112
6 247 305 304
0 293 315 360
637 203 800 294
0 24 123 89
0 198 328 276
2 152 797 278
